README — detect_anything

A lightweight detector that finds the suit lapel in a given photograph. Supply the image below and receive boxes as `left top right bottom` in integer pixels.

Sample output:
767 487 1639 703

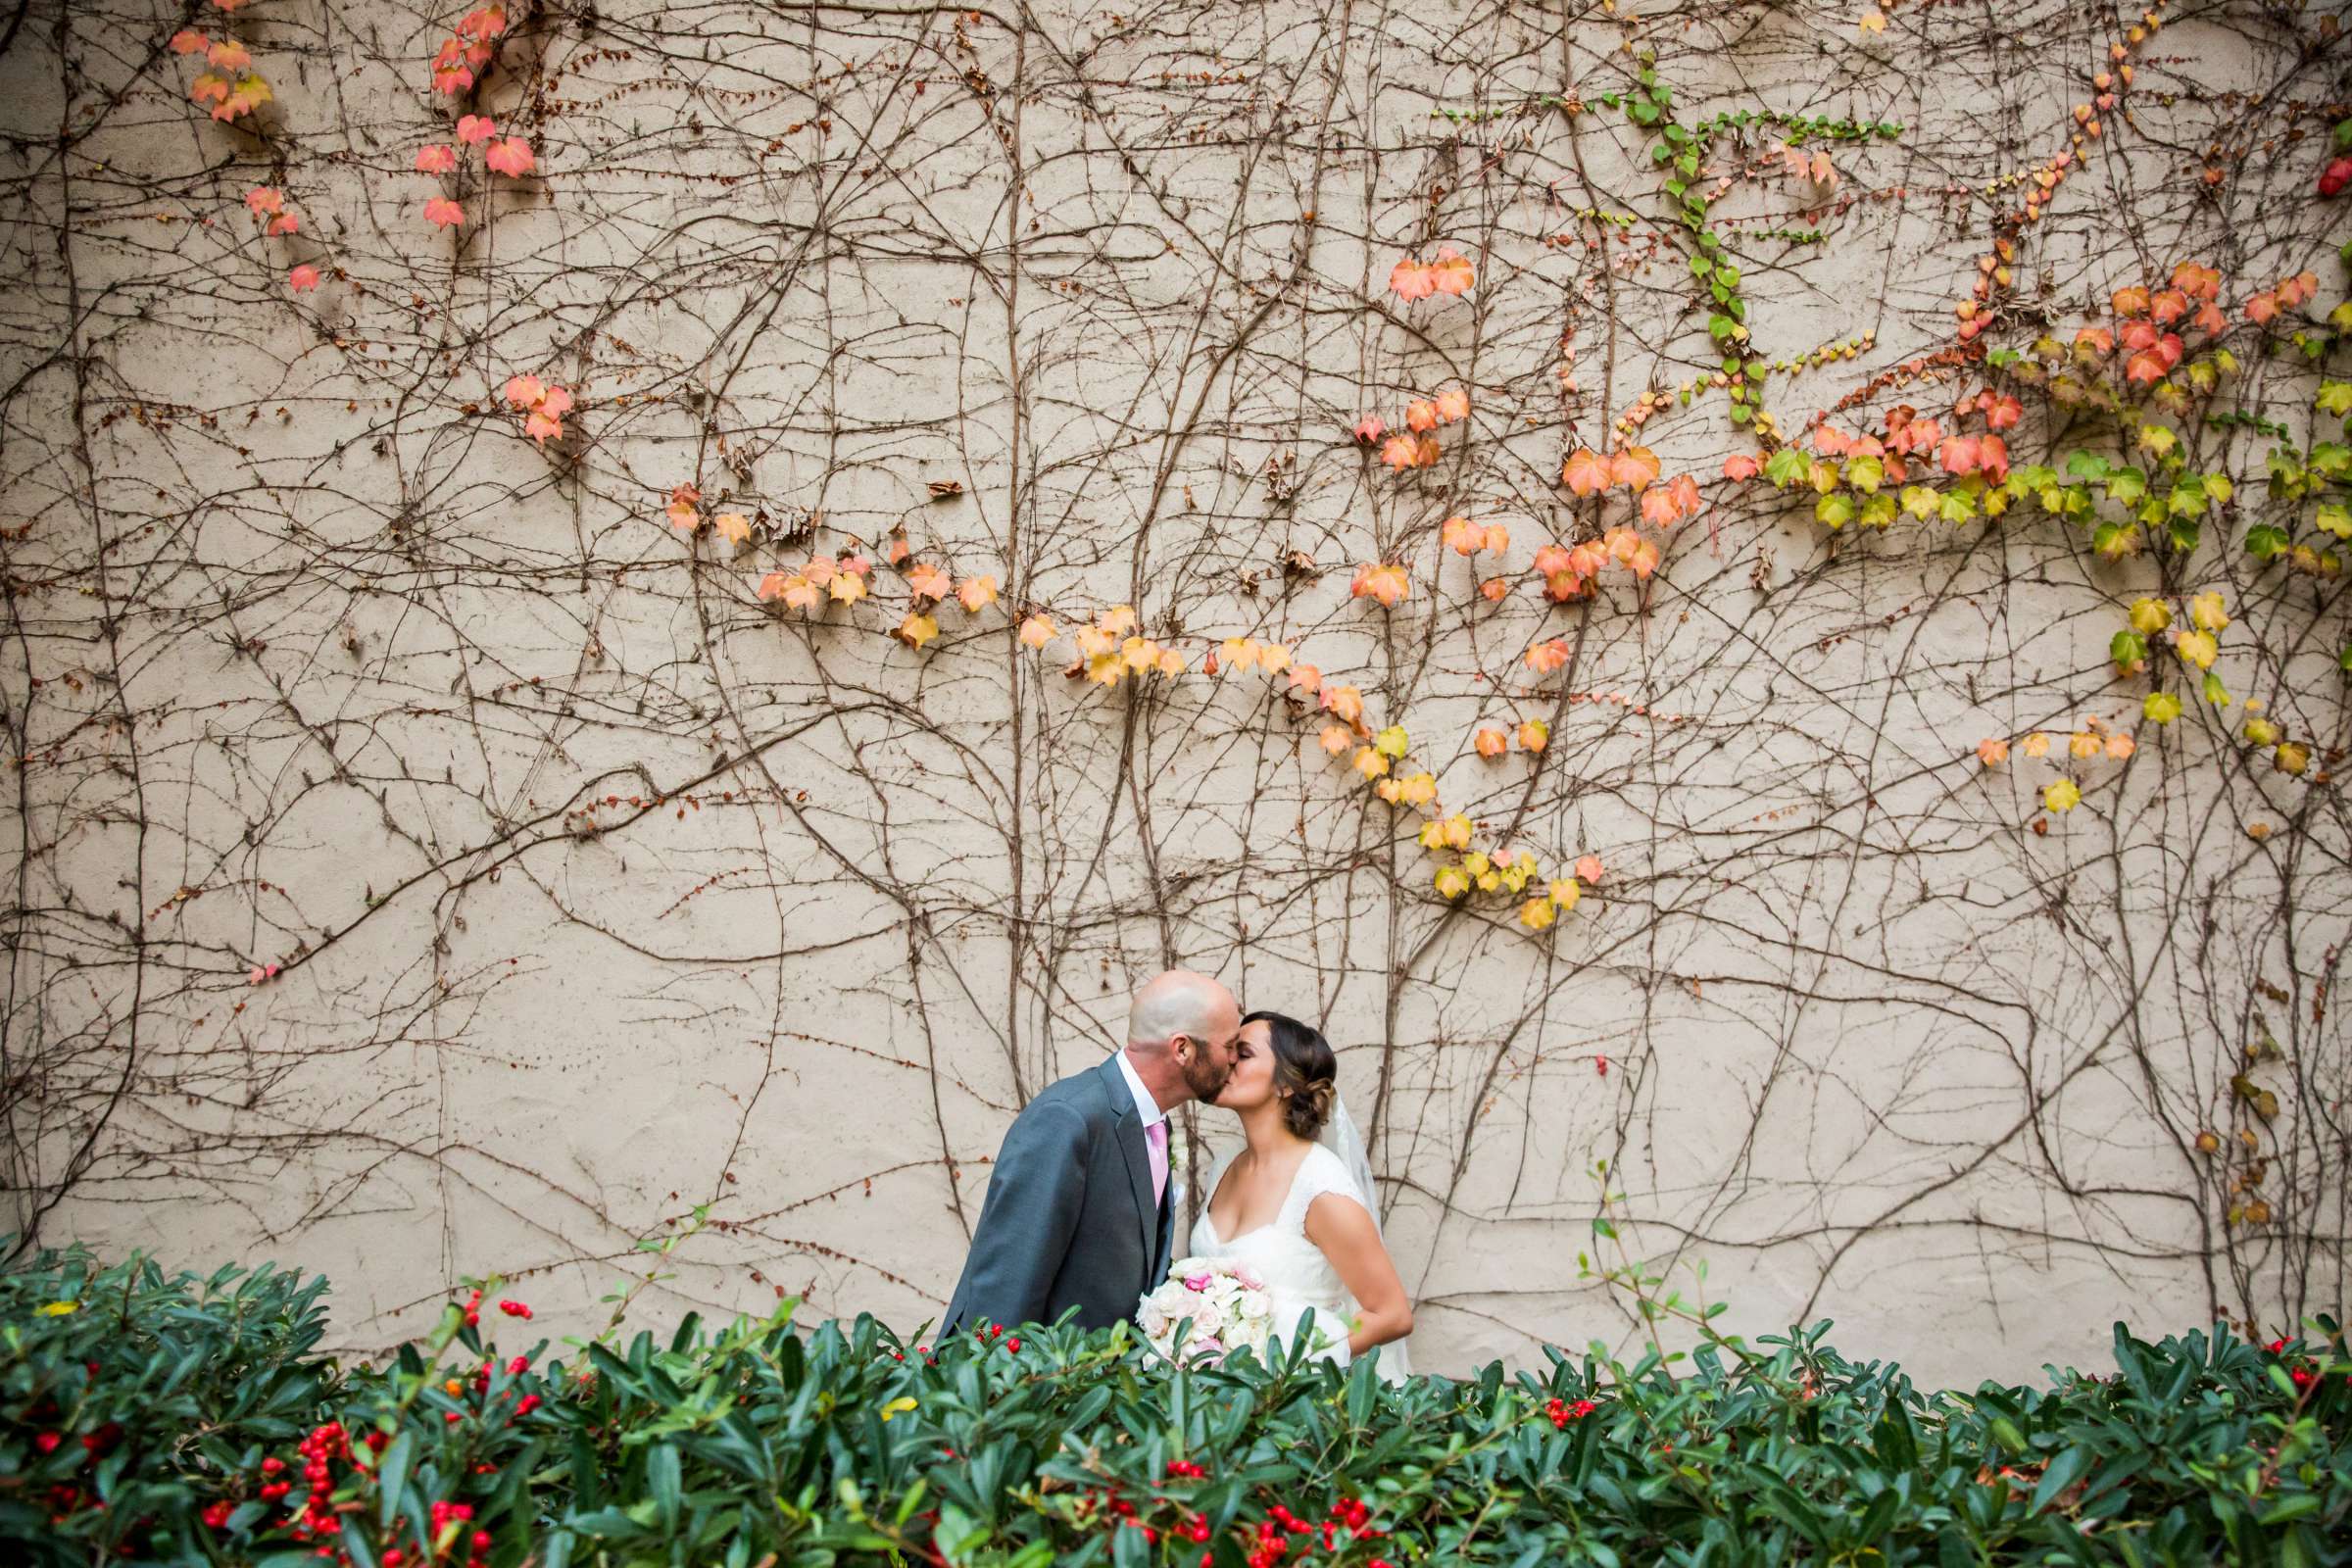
1102 1058 1160 1277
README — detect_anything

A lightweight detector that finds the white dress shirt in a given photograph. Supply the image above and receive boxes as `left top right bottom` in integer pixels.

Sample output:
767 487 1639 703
1112 1049 1167 1131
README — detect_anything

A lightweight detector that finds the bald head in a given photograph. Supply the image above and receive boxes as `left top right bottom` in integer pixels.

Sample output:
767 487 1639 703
1123 969 1243 1109
1128 969 1238 1053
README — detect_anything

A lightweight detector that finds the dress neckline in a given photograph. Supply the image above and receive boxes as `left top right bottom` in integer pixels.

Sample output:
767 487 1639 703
1200 1145 1316 1247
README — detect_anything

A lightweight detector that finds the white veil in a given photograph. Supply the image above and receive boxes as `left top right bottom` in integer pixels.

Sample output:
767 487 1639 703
1319 1093 1412 1381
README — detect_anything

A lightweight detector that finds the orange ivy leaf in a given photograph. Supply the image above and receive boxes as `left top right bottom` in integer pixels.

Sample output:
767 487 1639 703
484 137 535 178
1562 449 1611 496
1351 563 1410 608
1525 640 1570 674
956 575 999 612
1389 257 1435 302
1608 446 1661 491
1427 246 1475 295
905 562 951 601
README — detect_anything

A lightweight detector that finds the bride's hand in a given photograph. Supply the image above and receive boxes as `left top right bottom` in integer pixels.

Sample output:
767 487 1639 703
1302 1195 1414 1355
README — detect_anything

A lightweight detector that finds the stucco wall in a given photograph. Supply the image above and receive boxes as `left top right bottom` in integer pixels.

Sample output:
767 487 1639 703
3 0 2345 1389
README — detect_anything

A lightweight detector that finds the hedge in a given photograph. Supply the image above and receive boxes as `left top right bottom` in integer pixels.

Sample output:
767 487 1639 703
3 1246 2347 1567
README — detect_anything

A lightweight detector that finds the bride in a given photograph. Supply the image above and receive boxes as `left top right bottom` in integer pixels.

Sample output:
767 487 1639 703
1189 1010 1413 1378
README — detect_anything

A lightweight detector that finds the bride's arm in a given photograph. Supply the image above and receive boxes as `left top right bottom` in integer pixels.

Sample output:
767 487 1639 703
1302 1195 1413 1354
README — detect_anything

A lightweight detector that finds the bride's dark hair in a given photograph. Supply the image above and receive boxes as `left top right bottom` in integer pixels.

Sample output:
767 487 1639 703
1242 1009 1337 1139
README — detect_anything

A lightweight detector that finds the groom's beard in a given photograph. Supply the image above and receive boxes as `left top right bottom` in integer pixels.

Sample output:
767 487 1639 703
1181 1050 1233 1104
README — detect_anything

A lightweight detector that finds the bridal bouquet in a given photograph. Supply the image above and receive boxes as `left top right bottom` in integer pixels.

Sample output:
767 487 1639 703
1137 1257 1274 1365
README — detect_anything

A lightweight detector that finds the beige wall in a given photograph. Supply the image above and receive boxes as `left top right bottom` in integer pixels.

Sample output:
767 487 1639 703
3 0 2345 1389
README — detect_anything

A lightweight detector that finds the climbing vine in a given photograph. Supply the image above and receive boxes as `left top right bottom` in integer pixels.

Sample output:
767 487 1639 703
2 0 2347 1382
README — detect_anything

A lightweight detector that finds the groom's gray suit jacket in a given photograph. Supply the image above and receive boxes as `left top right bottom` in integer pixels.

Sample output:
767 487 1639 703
942 1055 1175 1336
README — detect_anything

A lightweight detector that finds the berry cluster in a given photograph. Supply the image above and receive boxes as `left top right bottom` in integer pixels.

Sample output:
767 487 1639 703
1545 1396 1599 1428
1234 1498 1391 1568
2266 1338 2345 1390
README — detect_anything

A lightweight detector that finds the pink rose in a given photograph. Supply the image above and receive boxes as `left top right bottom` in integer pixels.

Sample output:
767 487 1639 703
1183 1272 1213 1292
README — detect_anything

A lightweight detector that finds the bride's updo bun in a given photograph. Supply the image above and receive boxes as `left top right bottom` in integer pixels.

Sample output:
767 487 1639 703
1243 1009 1338 1139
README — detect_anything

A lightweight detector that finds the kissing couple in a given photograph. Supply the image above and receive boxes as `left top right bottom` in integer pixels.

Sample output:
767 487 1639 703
943 970 1414 1379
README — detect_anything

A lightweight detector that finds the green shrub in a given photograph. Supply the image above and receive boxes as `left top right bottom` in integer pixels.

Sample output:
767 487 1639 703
3 1245 2347 1567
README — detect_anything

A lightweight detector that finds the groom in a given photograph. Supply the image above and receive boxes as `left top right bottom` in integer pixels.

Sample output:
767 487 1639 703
942 970 1243 1336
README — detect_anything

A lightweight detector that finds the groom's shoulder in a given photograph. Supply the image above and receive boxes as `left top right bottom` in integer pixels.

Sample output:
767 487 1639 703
1032 1058 1115 1118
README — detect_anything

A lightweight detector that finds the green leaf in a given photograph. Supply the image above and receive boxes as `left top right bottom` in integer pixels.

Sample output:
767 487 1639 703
375 1430 414 1532
648 1442 682 1533
2032 1446 2091 1514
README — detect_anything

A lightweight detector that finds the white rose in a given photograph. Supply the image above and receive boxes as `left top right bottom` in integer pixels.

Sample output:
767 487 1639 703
1232 1289 1270 1325
1186 1298 1224 1339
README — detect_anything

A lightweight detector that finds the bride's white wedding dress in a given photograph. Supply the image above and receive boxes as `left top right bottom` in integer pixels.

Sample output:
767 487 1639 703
1190 1142 1371 1373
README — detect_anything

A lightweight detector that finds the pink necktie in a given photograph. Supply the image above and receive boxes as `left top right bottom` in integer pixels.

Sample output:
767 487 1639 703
1145 1119 1168 1205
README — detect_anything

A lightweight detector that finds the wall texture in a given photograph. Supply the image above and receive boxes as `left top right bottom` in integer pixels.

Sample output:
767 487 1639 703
3 0 2347 1389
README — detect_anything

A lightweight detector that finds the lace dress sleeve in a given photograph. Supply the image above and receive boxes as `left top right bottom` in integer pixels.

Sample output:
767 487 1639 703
1286 1143 1370 1232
